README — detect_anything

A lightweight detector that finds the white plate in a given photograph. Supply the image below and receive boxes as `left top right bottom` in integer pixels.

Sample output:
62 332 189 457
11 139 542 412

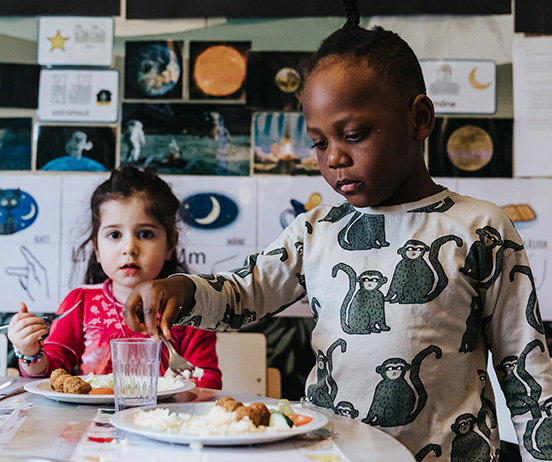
109 402 329 446
24 376 196 405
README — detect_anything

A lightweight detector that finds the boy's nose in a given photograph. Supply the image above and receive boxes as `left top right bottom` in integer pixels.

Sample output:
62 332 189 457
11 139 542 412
327 145 352 169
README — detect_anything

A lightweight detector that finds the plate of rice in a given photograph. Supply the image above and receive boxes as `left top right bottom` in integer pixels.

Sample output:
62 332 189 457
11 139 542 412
109 400 329 446
24 374 196 404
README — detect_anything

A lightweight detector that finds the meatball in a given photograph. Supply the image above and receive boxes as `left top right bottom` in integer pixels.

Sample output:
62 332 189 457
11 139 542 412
62 376 92 394
236 402 270 427
50 369 70 392
216 396 244 412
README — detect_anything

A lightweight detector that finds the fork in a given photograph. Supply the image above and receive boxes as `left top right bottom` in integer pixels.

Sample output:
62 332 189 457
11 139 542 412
0 300 82 330
157 327 197 377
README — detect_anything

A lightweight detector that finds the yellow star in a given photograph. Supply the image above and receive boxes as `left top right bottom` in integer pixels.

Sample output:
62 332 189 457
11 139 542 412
48 30 69 52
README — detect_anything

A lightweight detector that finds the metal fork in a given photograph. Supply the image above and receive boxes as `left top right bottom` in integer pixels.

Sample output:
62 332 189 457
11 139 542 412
0 300 82 330
157 328 196 377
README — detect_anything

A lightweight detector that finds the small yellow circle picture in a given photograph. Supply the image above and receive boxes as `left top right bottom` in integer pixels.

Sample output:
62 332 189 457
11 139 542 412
446 125 494 172
274 67 301 93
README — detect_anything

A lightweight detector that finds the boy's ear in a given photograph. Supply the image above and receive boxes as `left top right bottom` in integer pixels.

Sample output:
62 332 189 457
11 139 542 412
411 94 435 141
165 231 179 261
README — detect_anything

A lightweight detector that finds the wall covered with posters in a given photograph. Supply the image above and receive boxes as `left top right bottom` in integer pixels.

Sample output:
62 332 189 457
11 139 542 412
1 4 552 325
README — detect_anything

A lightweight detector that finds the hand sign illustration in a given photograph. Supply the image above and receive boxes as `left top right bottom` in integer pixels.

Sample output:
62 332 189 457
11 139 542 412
5 246 50 302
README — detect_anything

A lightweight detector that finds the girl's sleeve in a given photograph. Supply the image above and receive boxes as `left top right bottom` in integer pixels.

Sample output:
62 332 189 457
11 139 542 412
172 326 222 390
21 289 86 378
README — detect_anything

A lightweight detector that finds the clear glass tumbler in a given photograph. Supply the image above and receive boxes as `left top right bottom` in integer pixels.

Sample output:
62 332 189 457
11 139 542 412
110 338 161 412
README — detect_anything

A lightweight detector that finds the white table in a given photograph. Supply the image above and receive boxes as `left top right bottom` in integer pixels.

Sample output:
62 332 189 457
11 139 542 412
0 377 415 462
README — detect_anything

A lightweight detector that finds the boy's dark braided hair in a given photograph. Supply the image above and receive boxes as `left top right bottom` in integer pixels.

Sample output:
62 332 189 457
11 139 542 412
302 0 426 99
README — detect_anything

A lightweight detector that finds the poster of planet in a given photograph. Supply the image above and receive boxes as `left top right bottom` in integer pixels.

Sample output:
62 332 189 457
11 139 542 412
189 41 250 101
0 118 33 171
246 51 311 111
427 117 512 178
120 103 251 176
36 125 116 172
253 111 319 176
125 40 184 100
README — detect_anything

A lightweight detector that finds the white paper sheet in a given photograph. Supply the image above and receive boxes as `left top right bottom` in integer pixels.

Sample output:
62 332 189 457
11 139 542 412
513 36 552 177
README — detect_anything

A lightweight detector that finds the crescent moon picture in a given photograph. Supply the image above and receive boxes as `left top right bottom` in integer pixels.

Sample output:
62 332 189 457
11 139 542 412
195 195 221 225
469 67 491 90
20 202 37 220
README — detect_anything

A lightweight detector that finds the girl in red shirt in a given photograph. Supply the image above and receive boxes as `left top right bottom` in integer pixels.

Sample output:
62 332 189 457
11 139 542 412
8 166 222 389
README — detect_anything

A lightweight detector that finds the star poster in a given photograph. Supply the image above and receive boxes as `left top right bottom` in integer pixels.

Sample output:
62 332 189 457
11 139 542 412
37 17 114 67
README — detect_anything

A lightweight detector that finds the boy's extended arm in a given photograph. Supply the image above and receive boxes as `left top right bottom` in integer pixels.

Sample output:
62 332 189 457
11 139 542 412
124 217 307 336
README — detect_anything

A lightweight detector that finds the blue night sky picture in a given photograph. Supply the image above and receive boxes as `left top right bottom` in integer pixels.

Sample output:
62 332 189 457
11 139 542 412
0 188 39 235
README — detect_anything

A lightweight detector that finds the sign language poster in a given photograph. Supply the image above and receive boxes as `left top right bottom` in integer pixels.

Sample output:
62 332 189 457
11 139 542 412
0 176 62 312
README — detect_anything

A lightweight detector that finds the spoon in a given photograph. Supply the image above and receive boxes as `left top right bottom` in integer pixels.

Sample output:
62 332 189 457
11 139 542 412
157 328 197 377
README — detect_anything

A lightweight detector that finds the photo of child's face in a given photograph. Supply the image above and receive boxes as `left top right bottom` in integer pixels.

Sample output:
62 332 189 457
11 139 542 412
302 63 421 208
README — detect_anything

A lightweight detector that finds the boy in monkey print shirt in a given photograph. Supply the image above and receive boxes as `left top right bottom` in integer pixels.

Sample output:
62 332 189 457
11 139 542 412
123 9 552 462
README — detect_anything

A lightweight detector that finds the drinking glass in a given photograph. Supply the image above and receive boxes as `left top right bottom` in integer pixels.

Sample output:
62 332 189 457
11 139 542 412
110 338 161 412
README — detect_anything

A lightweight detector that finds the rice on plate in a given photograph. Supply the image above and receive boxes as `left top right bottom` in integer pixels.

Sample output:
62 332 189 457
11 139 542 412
132 398 305 436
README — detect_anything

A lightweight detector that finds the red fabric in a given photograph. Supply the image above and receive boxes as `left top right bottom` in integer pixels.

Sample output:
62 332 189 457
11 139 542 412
20 280 222 390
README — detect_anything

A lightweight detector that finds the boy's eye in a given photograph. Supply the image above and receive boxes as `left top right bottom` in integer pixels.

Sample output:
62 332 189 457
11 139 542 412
345 131 365 142
311 140 327 150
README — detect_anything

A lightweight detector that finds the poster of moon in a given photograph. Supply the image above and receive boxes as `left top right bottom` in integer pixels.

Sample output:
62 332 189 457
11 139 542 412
246 51 311 111
120 103 251 176
427 117 512 178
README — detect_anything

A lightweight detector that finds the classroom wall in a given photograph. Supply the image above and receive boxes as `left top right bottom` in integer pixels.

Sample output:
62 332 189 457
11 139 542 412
1 11 551 322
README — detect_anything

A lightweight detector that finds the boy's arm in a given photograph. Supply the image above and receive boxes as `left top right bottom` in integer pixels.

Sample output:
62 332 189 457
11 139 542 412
486 244 552 461
124 218 306 336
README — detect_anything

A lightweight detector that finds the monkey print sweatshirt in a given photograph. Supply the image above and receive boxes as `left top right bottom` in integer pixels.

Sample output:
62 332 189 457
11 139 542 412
177 188 552 462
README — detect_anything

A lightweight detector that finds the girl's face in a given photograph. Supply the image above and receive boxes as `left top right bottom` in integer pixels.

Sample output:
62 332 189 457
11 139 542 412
303 60 433 208
94 197 175 302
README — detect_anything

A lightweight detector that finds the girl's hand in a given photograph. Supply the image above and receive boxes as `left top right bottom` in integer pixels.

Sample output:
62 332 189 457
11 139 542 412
7 302 49 356
123 275 196 340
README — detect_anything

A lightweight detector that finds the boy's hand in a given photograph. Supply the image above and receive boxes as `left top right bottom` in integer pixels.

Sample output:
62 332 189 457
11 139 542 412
8 302 48 356
123 275 196 340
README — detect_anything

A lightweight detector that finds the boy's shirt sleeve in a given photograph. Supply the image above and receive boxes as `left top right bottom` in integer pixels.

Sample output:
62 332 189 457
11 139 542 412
483 231 552 461
177 216 306 331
